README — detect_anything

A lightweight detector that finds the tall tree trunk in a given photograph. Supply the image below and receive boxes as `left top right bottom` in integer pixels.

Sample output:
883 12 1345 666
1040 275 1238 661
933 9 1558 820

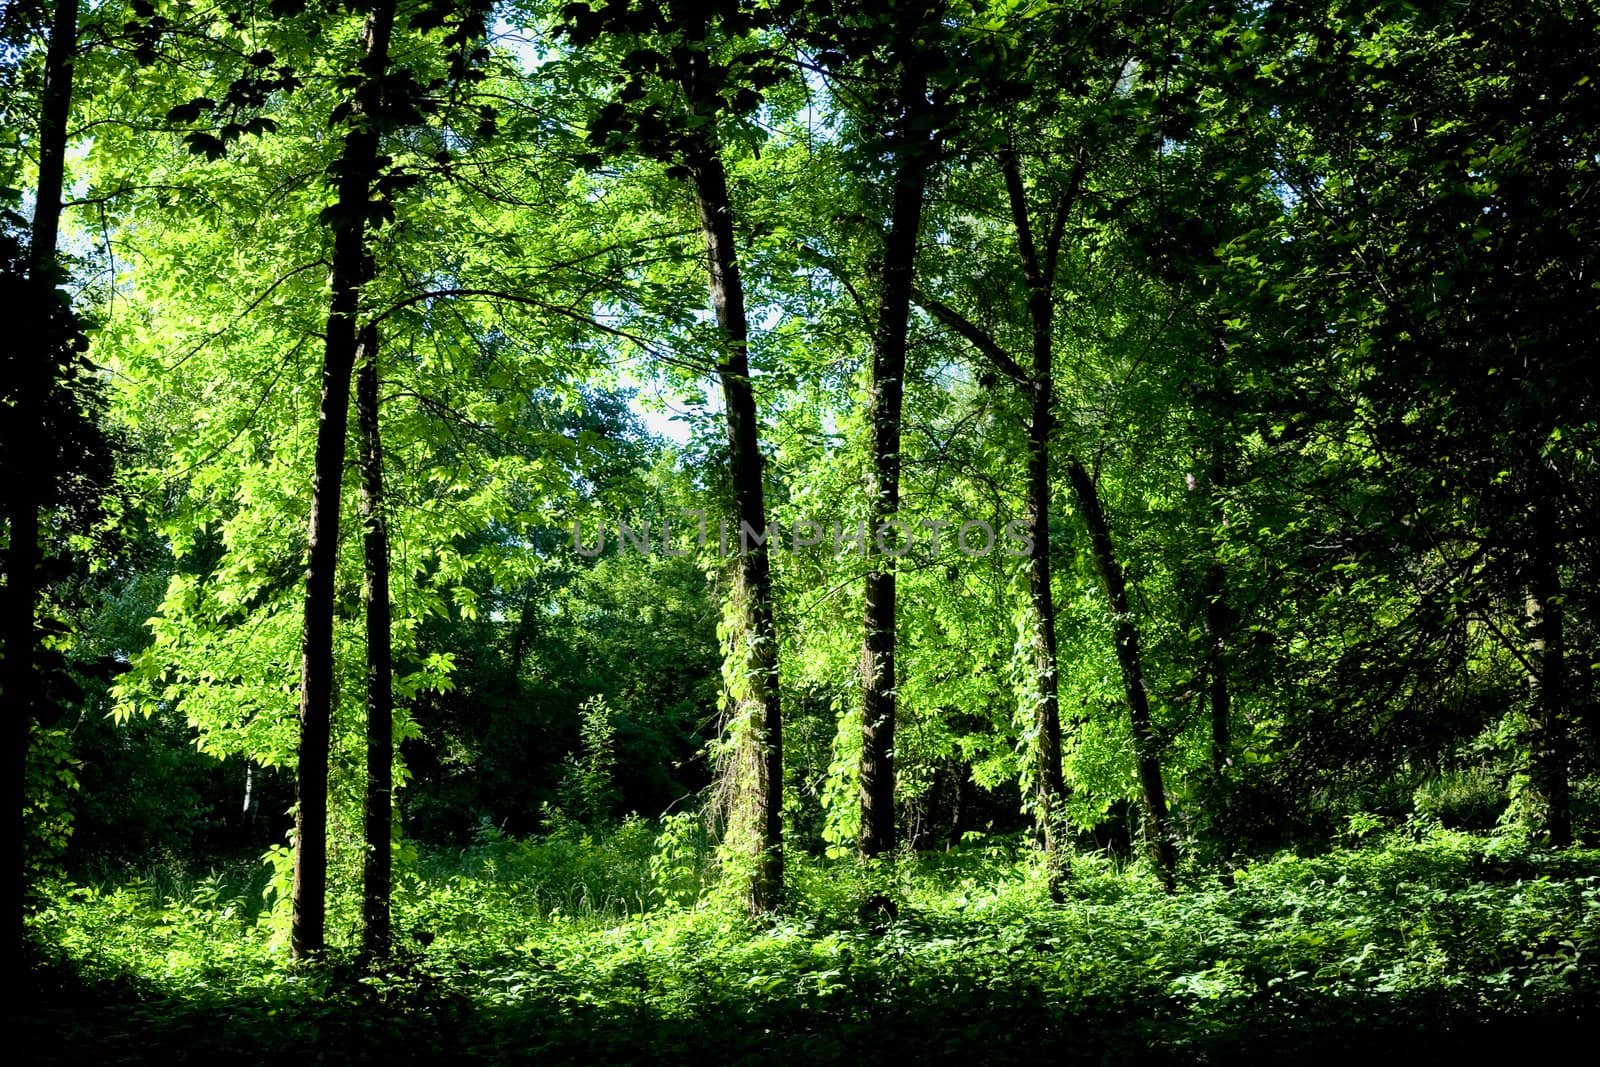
26 0 74 273
1202 552 1234 883
1025 388 1067 876
508 581 538 682
1064 457 1176 890
858 55 933 859
999 142 1070 891
686 134 784 915
291 0 396 960
6 0 78 966
1203 438 1231 781
356 326 393 960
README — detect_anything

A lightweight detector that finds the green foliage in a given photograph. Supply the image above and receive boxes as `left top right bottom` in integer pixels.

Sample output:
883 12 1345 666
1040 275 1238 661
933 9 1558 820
649 810 717 908
24 830 1600 1063
556 695 621 824
24 723 77 873
14 2 1600 1057
1413 767 1507 833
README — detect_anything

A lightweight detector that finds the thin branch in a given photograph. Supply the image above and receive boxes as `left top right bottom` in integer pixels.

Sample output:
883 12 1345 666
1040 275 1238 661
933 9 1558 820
366 287 711 374
911 287 1029 387
165 260 329 373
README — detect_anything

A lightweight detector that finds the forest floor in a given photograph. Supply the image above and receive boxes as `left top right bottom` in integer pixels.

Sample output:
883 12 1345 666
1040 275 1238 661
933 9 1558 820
18 829 1600 1064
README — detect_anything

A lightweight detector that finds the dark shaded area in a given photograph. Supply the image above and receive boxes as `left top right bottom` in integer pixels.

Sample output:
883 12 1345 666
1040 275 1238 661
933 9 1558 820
400 549 721 844
17 942 1595 1066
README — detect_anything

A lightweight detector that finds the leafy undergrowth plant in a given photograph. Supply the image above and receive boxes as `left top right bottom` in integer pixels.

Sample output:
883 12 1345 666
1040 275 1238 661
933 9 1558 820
20 827 1600 1064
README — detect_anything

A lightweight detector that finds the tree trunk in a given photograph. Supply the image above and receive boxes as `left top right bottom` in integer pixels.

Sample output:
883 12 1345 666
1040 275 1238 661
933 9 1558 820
1025 388 1067 877
686 135 784 915
1202 338 1234 783
858 55 933 859
356 326 393 960
1064 457 1176 889
291 0 396 961
1205 561 1231 779
6 0 78 966
1526 493 1571 846
27 0 75 274
998 143 1070 892
508 581 538 682
242 761 257 826
1203 437 1231 782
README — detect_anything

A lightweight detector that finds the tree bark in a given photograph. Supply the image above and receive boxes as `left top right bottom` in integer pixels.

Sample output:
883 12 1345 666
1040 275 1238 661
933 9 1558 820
858 54 934 859
686 134 784 915
1202 337 1234 783
998 142 1070 891
27 0 76 273
1205 561 1231 779
291 0 395 961
6 0 78 967
508 581 538 683
1025 387 1067 870
356 326 393 960
1064 456 1176 890
1526 492 1571 847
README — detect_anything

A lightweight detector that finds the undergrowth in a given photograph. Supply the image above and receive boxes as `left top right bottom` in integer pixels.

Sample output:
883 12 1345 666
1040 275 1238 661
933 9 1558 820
19 826 1600 1064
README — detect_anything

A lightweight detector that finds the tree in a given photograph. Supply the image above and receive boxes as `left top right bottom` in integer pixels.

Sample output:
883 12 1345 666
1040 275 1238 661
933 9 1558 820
99 0 507 958
288 0 398 961
558 0 793 914
2 0 93 964
912 1 1182 888
1189 0 1600 844
839 2 943 859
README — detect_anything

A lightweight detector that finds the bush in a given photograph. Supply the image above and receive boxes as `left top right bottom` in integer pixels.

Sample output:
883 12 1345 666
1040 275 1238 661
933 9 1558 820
1413 766 1507 831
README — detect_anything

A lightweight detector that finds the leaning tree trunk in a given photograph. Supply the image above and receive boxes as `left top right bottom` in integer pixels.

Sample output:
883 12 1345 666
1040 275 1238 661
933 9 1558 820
291 0 396 961
686 133 784 916
1064 457 1176 890
6 0 78 967
356 326 393 960
858 54 934 859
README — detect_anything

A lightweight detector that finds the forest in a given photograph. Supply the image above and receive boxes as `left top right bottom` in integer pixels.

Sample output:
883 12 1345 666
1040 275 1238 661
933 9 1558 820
3 0 1598 1061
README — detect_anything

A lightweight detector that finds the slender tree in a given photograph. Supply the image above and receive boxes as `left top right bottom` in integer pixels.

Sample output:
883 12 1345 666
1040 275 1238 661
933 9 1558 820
857 24 938 859
912 16 1181 887
5 0 79 965
683 114 785 915
291 0 397 960
559 0 793 913
999 134 1075 888
910 136 1086 888
356 324 393 959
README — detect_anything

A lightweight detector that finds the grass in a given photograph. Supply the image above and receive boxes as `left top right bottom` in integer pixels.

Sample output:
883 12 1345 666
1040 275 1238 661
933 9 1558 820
18 825 1600 1064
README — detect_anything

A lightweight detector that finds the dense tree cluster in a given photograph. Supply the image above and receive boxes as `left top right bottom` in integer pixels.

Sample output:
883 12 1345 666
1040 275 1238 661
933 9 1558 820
3 0 1596 968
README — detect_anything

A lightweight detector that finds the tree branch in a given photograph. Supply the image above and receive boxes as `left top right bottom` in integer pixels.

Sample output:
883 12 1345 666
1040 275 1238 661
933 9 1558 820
367 287 711 374
911 287 1029 387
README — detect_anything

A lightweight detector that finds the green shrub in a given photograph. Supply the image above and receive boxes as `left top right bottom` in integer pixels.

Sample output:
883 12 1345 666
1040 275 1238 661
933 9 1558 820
1413 766 1507 831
